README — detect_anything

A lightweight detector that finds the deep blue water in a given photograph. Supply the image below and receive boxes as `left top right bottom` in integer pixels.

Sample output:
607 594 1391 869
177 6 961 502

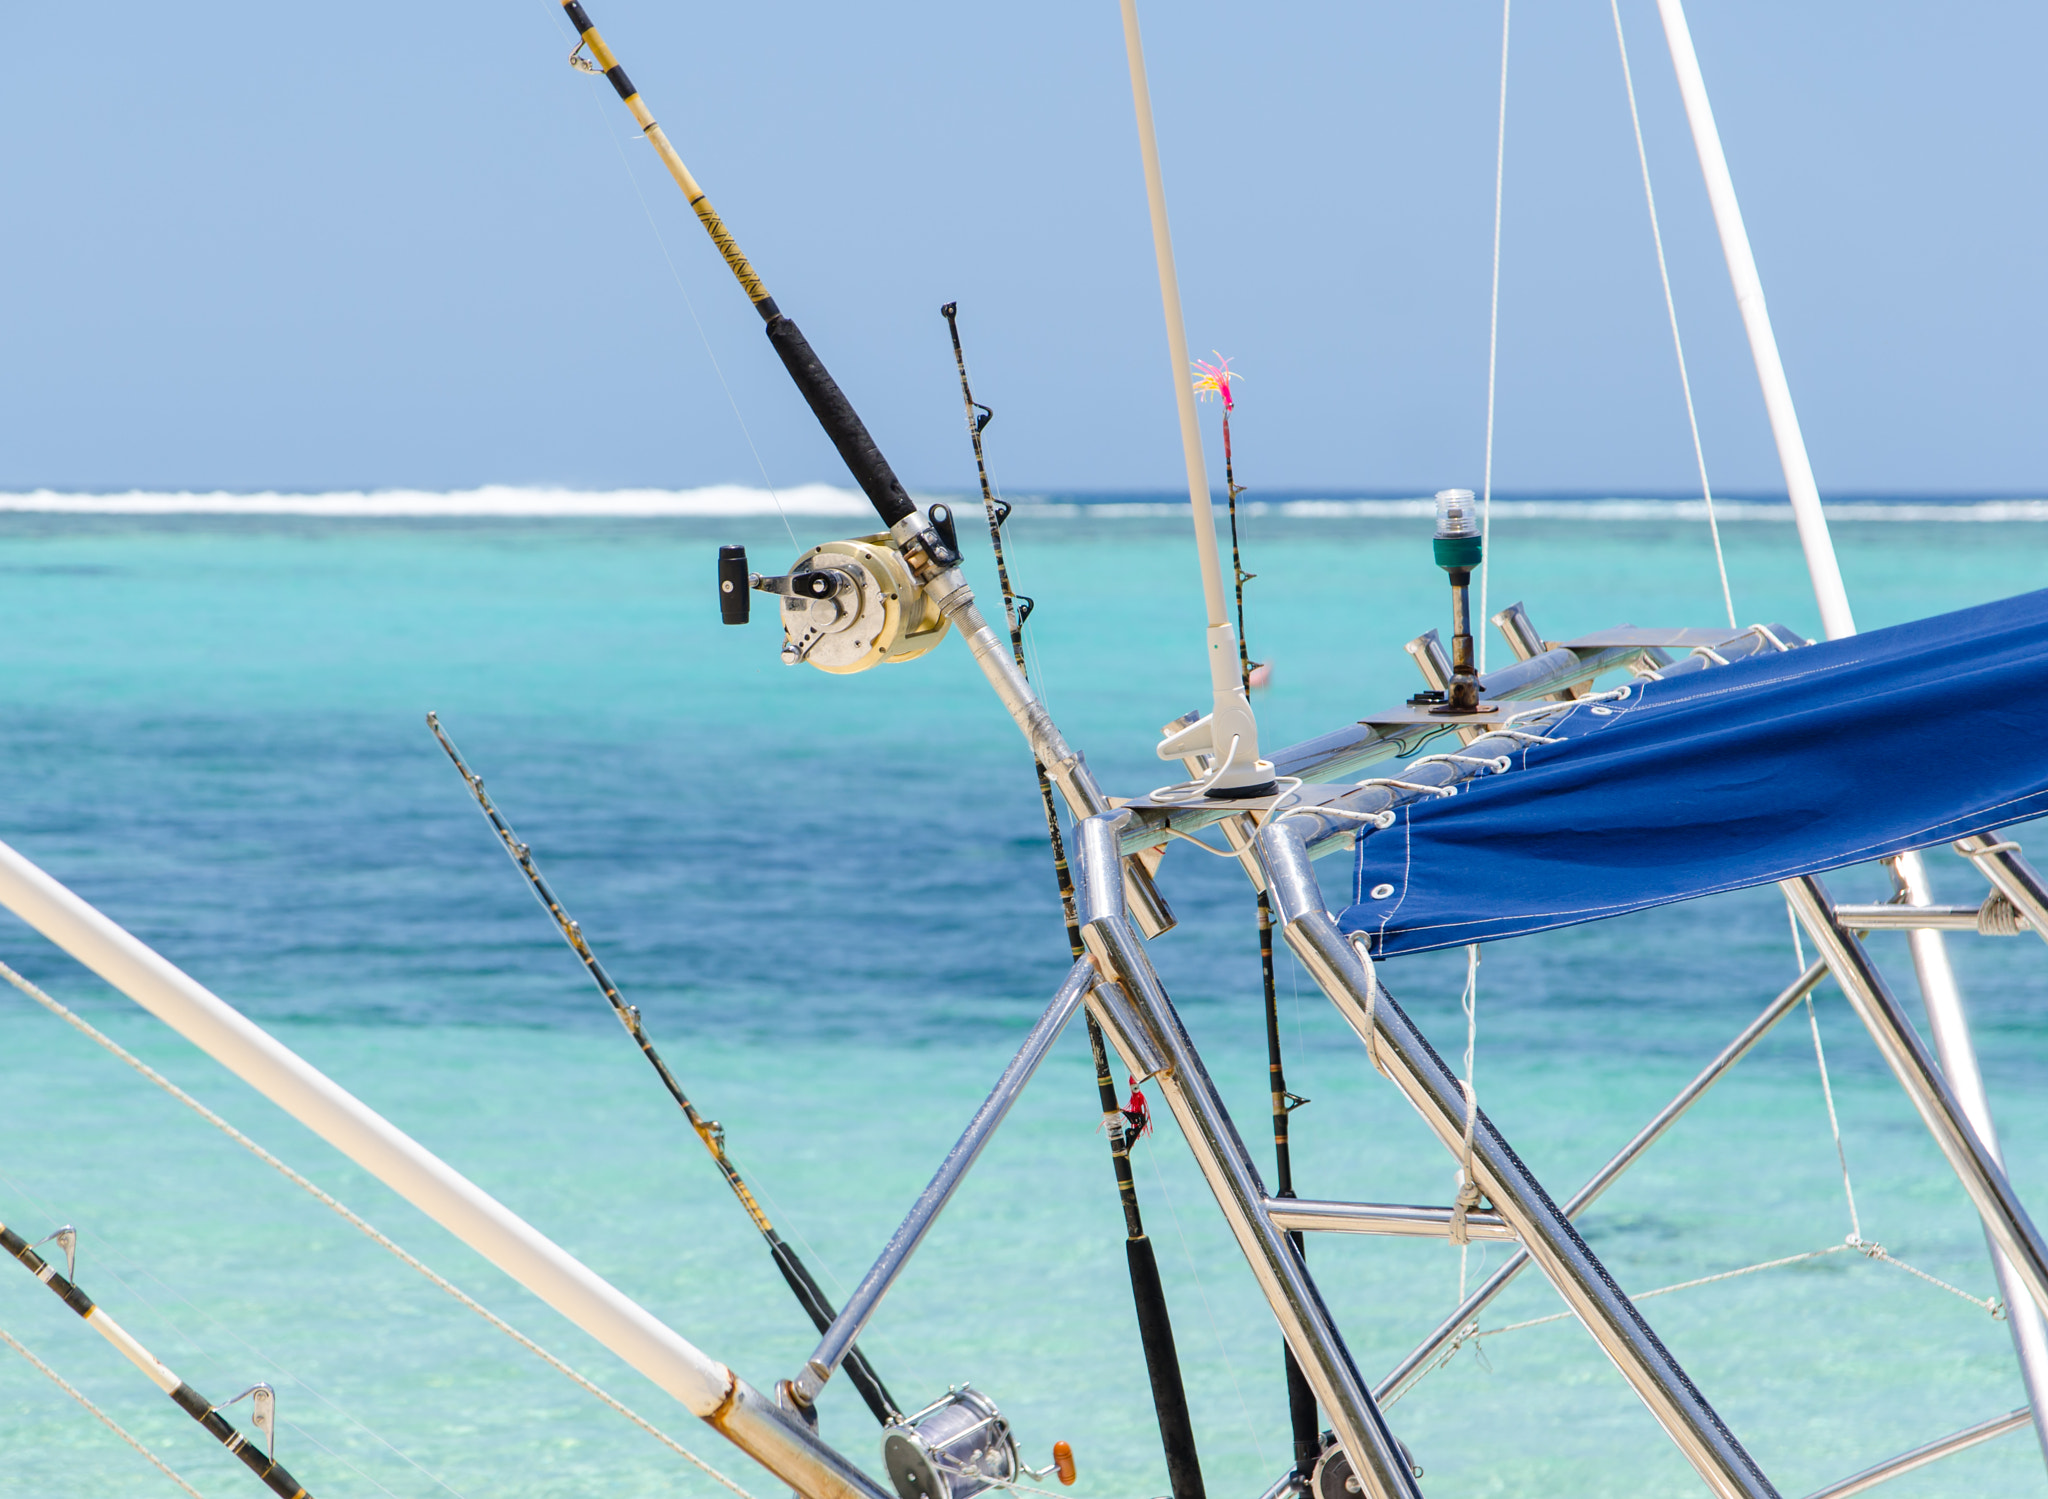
1 503 2045 1498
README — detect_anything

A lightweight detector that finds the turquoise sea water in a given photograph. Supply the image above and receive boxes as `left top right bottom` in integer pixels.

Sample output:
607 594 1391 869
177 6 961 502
2 501 2046 1499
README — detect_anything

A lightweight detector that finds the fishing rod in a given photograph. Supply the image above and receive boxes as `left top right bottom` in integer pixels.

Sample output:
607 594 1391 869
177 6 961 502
1193 358 1321 1480
558 0 1175 940
941 303 1205 1499
1 1221 313 1498
425 713 902 1428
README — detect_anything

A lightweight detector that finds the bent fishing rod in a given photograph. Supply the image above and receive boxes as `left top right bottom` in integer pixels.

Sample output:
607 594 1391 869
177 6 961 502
2 1222 313 1498
556 0 1174 938
425 714 901 1426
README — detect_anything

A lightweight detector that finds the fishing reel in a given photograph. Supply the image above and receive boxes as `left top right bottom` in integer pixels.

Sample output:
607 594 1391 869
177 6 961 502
884 1386 1061 1499
718 508 958 675
1309 1429 1423 1496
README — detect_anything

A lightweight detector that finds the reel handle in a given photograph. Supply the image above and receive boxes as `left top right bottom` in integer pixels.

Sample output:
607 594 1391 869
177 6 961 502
719 545 751 625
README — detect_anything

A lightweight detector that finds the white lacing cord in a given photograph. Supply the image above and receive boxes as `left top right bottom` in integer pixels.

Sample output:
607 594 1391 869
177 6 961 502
1403 752 1512 778
1 1323 208 1498
1609 0 1735 631
1356 777 1459 799
0 961 759 1499
1149 733 1244 804
1497 685 1631 730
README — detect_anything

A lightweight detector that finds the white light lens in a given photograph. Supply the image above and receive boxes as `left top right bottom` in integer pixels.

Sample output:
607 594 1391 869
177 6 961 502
1434 488 1477 539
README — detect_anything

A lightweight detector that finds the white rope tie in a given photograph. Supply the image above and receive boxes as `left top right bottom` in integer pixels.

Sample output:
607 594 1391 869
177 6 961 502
0 961 759 1499
1448 947 1485 1301
1979 892 2027 937
1609 0 1735 630
1 1323 208 1497
1477 0 1511 676
1349 938 1390 1077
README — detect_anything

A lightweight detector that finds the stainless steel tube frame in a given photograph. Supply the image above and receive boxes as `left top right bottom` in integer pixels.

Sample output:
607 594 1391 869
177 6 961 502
1260 818 1776 1499
1957 833 2048 947
1073 811 1423 1499
795 957 1092 1403
1890 850 2048 1470
1784 876 2048 1320
1801 1407 2032 1499
1266 1198 1515 1242
1378 959 1824 1403
939 587 1173 936
1832 904 1992 932
0 836 894 1499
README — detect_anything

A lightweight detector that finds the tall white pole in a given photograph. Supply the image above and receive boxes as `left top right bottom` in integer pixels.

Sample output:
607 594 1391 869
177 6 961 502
1653 0 1854 641
1655 1 2048 1465
1116 0 1272 795
0 835 892 1499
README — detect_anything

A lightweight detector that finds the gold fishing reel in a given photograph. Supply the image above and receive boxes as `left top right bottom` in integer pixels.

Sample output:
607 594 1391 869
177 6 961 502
718 534 950 674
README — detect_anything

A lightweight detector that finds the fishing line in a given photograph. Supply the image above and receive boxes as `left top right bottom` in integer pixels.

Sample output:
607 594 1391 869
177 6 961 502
538 3 798 549
1478 0 1512 678
0 1168 418 1499
426 715 902 1425
1608 0 1736 628
0 1323 208 1499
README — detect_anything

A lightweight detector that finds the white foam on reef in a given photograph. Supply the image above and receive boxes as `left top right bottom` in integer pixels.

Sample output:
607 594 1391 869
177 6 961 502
0 484 875 517
0 488 2041 520
1036 497 2048 522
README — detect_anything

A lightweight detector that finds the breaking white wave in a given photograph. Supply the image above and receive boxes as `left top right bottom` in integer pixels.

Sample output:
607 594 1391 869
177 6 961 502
0 487 2041 520
0 484 876 517
1041 497 2048 523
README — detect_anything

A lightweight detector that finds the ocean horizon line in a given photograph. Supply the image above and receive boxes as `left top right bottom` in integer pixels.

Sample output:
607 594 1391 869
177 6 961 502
1 485 2045 521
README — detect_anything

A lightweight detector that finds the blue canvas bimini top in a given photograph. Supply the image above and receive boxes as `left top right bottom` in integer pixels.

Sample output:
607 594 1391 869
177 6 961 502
1342 589 2048 956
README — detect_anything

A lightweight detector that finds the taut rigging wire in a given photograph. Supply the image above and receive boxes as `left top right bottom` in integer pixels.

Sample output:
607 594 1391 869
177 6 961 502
1608 0 1737 628
0 959 758 1499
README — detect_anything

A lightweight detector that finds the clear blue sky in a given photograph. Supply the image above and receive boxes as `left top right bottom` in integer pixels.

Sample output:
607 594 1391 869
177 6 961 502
1 1 2039 495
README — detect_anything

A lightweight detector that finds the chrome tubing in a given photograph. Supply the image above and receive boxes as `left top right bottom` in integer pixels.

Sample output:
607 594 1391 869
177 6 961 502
944 590 1174 936
794 958 1092 1404
1956 833 2048 948
1261 819 1777 1499
1073 813 1423 1499
1889 851 2048 1470
1378 960 1823 1404
1832 903 1995 932
1266 1198 1515 1242
1801 1406 2032 1499
1784 876 2048 1321
1118 641 1656 857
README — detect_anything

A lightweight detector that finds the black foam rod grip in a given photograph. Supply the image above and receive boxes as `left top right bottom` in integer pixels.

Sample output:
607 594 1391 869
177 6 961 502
718 545 751 625
764 316 917 529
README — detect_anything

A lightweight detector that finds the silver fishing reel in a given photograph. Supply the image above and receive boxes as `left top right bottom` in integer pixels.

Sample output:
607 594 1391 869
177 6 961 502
882 1386 1019 1499
716 511 957 675
1311 1429 1422 1497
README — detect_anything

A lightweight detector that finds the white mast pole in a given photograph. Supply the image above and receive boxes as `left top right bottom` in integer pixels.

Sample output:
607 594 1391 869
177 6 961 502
1653 0 1854 641
0 835 892 1499
1655 2 2048 1467
1116 0 1272 796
